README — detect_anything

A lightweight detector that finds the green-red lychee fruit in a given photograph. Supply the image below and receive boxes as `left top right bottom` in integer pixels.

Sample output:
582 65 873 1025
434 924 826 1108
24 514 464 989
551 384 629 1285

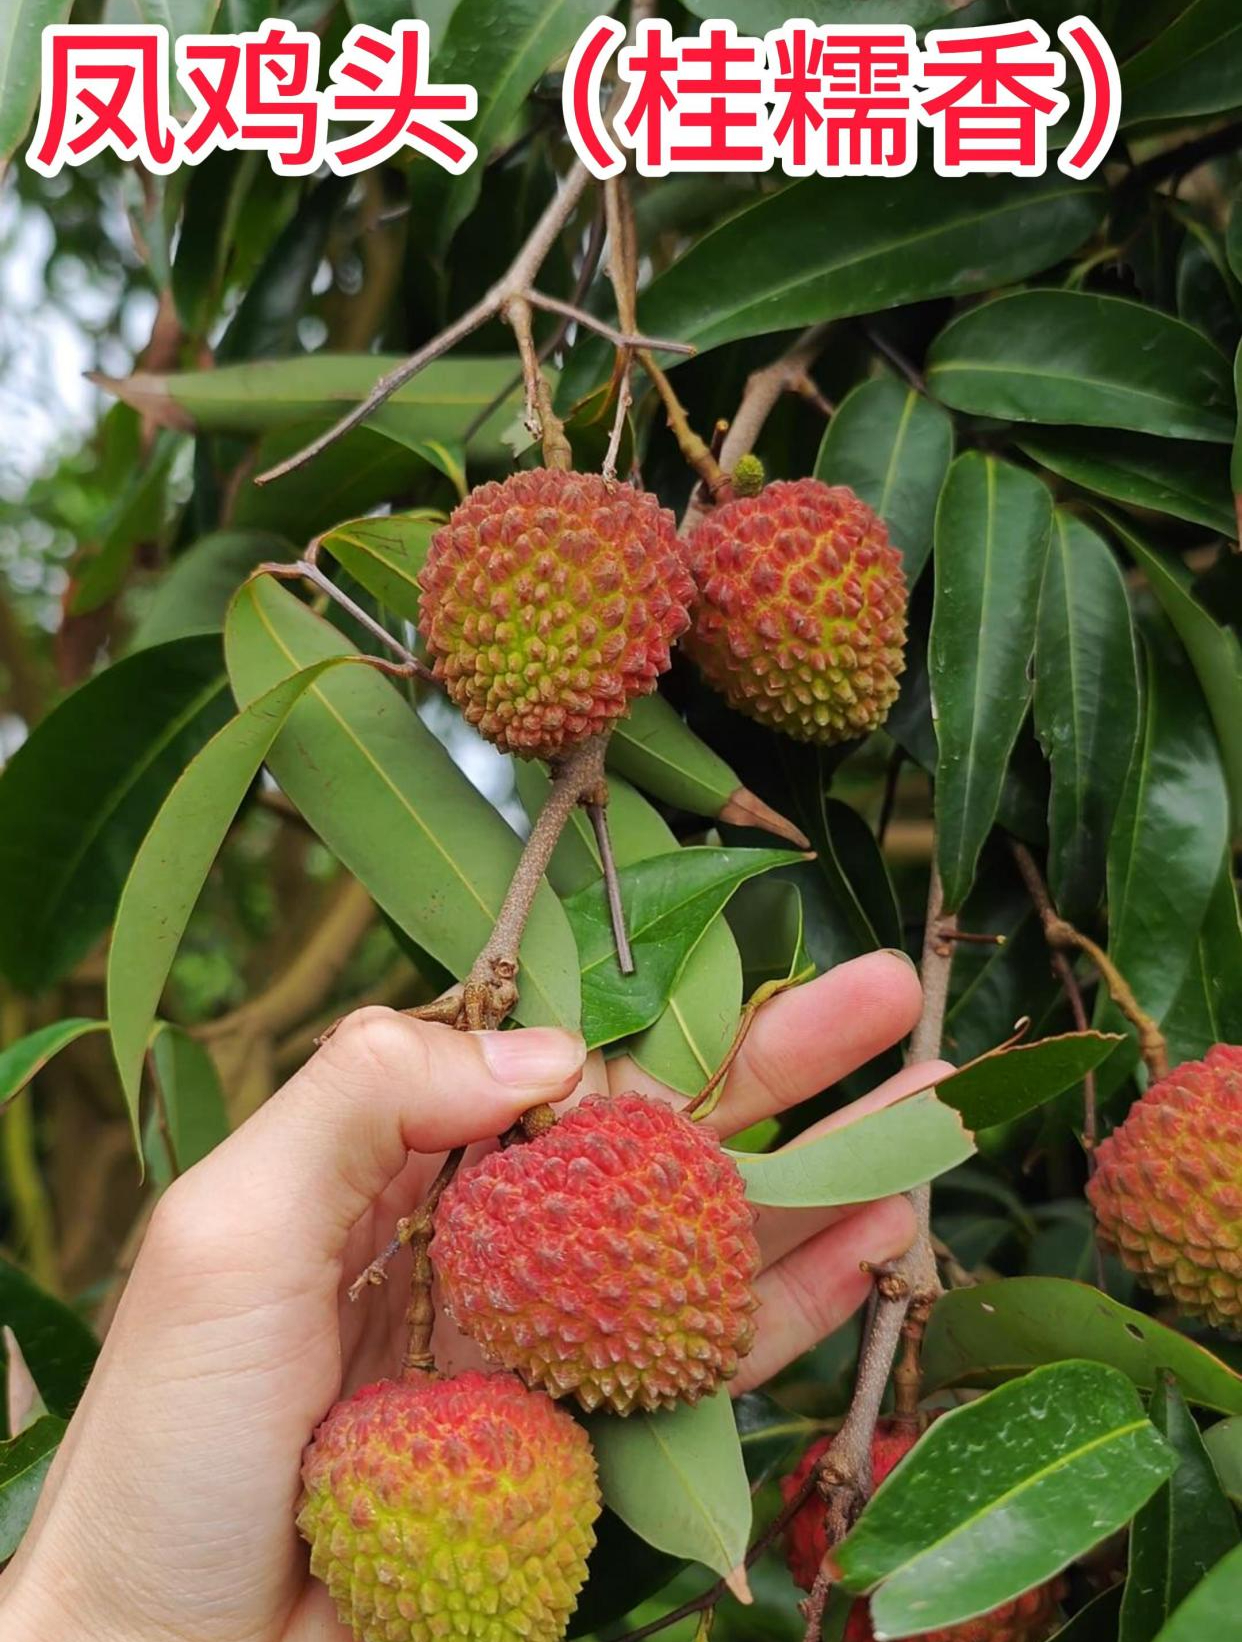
782 1421 1066 1642
431 1093 760 1414
1087 1043 1242 1329
417 469 693 759
297 1370 600 1642
684 478 907 744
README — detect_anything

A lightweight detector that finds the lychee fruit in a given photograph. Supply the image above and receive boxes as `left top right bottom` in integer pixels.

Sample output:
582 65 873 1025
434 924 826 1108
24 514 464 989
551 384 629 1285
782 1421 1066 1642
685 478 907 744
417 469 693 758
431 1093 760 1414
297 1370 600 1642
1087 1043 1242 1329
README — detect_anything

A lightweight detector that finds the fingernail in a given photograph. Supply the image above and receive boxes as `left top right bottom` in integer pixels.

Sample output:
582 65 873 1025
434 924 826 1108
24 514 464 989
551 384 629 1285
878 947 918 971
479 1028 586 1087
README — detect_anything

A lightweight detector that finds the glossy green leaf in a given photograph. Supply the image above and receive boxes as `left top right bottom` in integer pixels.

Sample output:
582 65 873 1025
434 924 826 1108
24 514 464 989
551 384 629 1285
1018 430 1235 537
734 1090 974 1208
0 1257 97 1418
516 766 745 1097
726 877 810 998
147 1024 230 1182
927 292 1236 444
225 577 579 1030
130 531 293 650
838 1361 1175 1637
608 694 742 825
0 1415 66 1561
1164 856 1242 1068
1176 220 1240 357
1034 513 1140 920
814 376 954 584
938 1030 1124 1131
1104 615 1230 1043
68 429 183 616
0 1020 107 1110
560 172 1104 396
930 455 1052 912
319 511 443 626
0 0 72 166
1120 1376 1239 1642
0 637 231 995
1234 342 1242 542
1122 0 1242 126
565 846 801 1050
1105 515 1242 821
419 0 601 252
1151 1544 1242 1642
586 1390 750 1581
923 1279 1242 1416
1203 1416 1242 1505
101 354 527 454
108 654 376 1137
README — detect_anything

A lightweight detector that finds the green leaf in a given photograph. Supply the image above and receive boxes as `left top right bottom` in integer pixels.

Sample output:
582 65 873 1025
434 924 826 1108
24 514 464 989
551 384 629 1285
927 292 1236 444
0 0 72 166
101 354 527 455
1234 341 1242 540
0 1256 97 1418
1034 513 1141 920
837 1361 1175 1638
319 511 443 626
726 878 810 998
0 637 231 995
586 1390 750 1581
564 847 802 1050
69 429 184 616
130 531 293 650
560 172 1104 396
418 0 602 253
608 694 744 826
734 1090 974 1208
1151 1544 1242 1642
148 1025 230 1181
923 1279 1242 1416
1103 615 1231 1045
814 376 954 584
225 576 579 1030
930 455 1052 912
1230 188 1242 286
107 654 385 1136
1018 430 1236 538
0 1415 66 1561
1122 0 1242 126
1203 1416 1242 1505
1164 855 1242 1067
937 1030 1124 1132
0 1020 107 1110
1120 1376 1239 1642
1105 514 1242 824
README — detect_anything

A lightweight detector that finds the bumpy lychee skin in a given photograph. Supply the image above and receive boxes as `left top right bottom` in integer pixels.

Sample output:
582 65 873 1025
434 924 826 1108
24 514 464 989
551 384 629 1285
783 1423 1066 1642
432 1093 760 1414
685 478 907 744
1087 1044 1242 1329
297 1371 600 1642
417 469 693 758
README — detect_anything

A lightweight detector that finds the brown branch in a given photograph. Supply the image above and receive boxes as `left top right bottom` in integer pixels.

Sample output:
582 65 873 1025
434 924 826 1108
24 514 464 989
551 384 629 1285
525 289 695 358
504 295 573 470
255 557 437 683
586 800 634 974
1010 841 1168 1085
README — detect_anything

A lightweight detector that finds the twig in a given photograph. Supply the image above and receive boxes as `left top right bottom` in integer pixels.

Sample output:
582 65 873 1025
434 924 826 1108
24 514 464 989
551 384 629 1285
525 289 695 357
255 163 594 484
504 294 573 469
642 351 733 505
1010 841 1168 1085
859 323 927 395
682 324 832 534
254 558 436 683
1130 117 1242 189
586 800 634 974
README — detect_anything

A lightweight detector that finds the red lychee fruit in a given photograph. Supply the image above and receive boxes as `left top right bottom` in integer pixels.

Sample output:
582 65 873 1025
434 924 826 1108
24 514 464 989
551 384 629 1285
417 469 693 759
685 478 907 744
782 1421 1066 1642
432 1093 760 1414
297 1370 600 1642
1087 1043 1242 1329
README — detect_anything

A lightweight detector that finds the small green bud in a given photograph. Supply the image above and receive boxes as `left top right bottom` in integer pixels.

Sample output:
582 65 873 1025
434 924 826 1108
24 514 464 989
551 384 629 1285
731 454 766 497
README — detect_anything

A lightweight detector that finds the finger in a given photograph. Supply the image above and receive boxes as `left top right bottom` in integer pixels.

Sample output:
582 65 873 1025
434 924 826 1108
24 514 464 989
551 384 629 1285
606 952 923 1134
168 1007 585 1254
752 1058 956 1268
733 1195 917 1394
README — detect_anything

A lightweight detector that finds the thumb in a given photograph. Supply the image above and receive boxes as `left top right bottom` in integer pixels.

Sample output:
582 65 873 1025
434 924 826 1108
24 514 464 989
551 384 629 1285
177 1007 585 1244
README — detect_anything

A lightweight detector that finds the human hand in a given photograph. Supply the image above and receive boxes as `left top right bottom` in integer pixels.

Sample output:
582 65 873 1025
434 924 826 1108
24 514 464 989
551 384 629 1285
0 949 947 1642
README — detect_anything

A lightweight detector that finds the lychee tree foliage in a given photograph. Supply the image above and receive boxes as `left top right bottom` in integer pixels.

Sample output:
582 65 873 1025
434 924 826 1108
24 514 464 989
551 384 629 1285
2 0 1242 1638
